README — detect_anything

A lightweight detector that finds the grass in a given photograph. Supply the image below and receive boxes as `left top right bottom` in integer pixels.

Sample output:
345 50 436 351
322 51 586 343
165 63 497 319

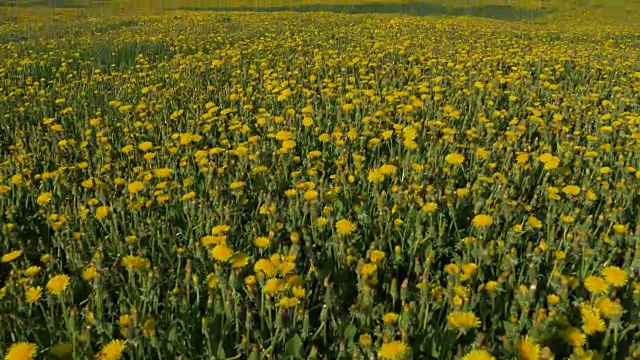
1 2 640 360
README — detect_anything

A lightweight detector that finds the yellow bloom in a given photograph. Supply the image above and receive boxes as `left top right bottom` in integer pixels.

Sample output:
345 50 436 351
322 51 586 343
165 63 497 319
82 267 99 281
562 185 581 196
97 340 126 360
95 205 109 220
127 181 144 194
46 274 70 295
581 305 605 335
211 245 234 262
4 342 37 360
527 216 543 229
253 237 271 248
447 311 481 329
563 326 586 347
462 349 495 360
230 253 249 268
518 336 540 360
602 266 627 287
335 219 356 235
584 276 609 295
229 181 246 190
377 341 408 360
25 286 42 303
382 312 399 324
1 250 22 263
472 214 493 228
263 278 283 295
445 152 465 166
421 202 438 213
36 192 53 205
595 297 624 319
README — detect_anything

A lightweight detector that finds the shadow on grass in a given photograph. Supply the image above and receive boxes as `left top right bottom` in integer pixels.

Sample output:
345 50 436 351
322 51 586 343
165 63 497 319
180 3 548 21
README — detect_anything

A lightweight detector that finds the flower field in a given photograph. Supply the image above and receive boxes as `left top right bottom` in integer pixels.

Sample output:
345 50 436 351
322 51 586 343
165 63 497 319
1 3 640 359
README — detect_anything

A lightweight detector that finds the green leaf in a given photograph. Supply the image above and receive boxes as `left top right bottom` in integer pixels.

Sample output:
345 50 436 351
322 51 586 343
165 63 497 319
49 343 73 360
284 334 303 359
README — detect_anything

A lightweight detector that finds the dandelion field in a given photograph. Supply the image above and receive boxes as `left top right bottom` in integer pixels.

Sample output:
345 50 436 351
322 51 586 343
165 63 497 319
1 2 640 359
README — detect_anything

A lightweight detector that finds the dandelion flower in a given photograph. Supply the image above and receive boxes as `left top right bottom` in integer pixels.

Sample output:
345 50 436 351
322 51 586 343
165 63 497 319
382 312 399 324
46 274 70 295
335 219 356 235
97 340 126 360
377 341 408 360
1 250 22 263
127 181 144 194
447 311 481 330
462 349 495 360
584 276 608 295
253 237 270 248
36 192 52 205
95 205 109 220
445 152 465 166
4 342 37 360
25 286 42 303
518 336 540 360
211 245 234 262
602 266 627 287
581 305 605 335
472 214 493 228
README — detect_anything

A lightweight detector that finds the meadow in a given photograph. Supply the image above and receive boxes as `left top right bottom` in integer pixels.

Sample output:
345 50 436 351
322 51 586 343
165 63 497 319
1 1 640 359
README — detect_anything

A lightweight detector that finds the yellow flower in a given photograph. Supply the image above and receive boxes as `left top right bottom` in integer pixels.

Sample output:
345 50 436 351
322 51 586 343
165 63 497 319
518 336 540 360
358 333 372 347
81 178 95 188
11 174 23 185
206 273 218 288
263 278 283 295
46 274 70 295
230 253 249 268
547 294 561 305
377 341 408 360
211 245 234 262
462 349 495 360
4 342 37 360
276 296 300 309
584 276 609 295
25 286 42 303
181 191 196 201
602 266 627 287
580 305 605 335
95 205 109 220
254 259 277 277
527 216 543 229
382 312 399 324
127 181 144 194
445 152 465 166
23 266 41 277
335 219 356 235
368 168 384 183
97 340 126 360
229 181 246 190
1 250 22 263
472 214 493 228
447 310 481 329
562 185 581 196
563 327 586 347
82 267 99 281
612 224 628 234
421 202 438 213
370 250 386 264
360 263 377 277
595 297 624 319
36 192 53 205
253 237 271 248
303 189 318 202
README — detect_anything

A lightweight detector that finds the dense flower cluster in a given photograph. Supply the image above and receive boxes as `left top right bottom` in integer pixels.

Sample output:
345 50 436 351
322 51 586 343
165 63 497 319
1 4 640 359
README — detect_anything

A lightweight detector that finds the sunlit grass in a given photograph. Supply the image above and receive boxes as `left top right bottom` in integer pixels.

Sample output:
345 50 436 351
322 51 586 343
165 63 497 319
1 3 640 360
